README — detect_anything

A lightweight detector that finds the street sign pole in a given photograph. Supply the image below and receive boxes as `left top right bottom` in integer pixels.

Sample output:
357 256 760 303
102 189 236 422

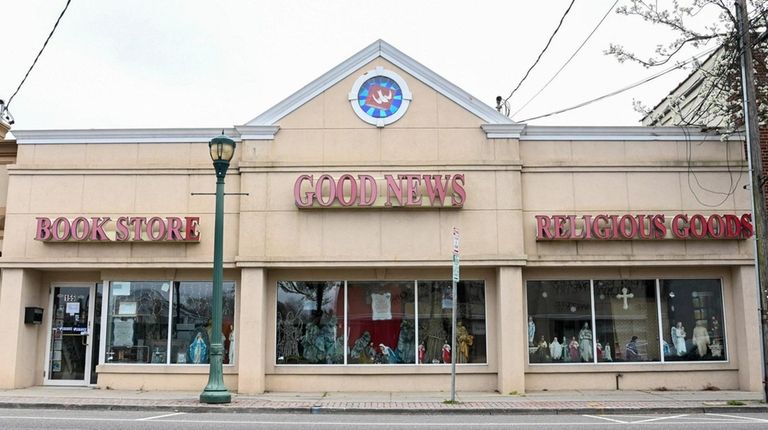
451 227 459 402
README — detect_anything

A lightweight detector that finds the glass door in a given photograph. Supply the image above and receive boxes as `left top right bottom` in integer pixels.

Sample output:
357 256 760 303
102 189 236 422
46 284 94 385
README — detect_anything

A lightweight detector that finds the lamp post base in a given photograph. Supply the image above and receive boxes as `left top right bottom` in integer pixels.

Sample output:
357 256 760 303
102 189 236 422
200 389 232 404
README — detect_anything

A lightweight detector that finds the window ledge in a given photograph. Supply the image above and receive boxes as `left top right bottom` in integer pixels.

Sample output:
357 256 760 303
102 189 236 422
96 364 237 374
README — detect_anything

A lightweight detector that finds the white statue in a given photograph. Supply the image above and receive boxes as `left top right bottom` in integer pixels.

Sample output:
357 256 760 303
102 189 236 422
604 343 613 361
578 322 593 362
228 324 235 364
671 321 687 356
549 337 563 360
693 320 711 357
527 316 536 346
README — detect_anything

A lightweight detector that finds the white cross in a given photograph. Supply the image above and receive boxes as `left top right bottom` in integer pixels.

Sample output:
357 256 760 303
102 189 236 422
616 287 634 310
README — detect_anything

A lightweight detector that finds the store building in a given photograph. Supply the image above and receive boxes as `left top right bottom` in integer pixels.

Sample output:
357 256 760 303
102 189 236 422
0 40 762 394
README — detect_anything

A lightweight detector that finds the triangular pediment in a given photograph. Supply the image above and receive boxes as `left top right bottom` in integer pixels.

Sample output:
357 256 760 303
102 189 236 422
244 39 513 127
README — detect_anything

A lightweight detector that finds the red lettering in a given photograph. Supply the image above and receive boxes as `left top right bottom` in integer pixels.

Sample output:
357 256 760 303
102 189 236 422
741 214 754 238
185 217 200 241
593 215 611 239
385 174 403 207
400 174 422 206
147 217 166 241
90 217 110 241
52 217 71 241
552 215 567 239
653 215 667 239
316 174 336 207
568 215 579 239
618 215 638 239
129 217 147 241
724 214 741 238
69 217 90 241
358 175 377 206
294 174 314 208
336 174 358 207
166 217 184 240
582 215 594 239
423 175 449 206
707 214 725 239
672 214 688 239
116 217 130 241
450 174 466 207
535 215 552 240
35 217 52 241
689 214 707 239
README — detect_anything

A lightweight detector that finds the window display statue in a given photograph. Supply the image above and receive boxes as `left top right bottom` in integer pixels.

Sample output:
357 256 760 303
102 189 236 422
578 322 593 362
396 320 415 364
380 344 402 364
625 336 640 361
188 332 208 364
693 320 711 357
441 342 451 364
456 321 474 364
350 331 372 363
710 316 721 343
596 340 603 361
604 343 613 361
549 337 563 361
418 342 425 364
227 324 235 364
527 316 536 346
671 321 687 356
568 336 579 362
535 335 549 362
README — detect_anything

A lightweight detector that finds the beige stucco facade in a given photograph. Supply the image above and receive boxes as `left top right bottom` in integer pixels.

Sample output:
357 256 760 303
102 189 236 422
0 40 761 394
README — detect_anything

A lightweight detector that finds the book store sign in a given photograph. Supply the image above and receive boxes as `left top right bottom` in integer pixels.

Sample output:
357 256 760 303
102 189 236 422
34 216 201 243
294 173 466 209
535 213 754 241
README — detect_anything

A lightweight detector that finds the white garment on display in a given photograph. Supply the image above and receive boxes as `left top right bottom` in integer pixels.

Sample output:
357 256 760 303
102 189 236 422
671 323 687 356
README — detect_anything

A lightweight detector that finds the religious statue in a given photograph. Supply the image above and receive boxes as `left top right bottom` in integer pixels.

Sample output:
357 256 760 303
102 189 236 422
527 316 536 346
578 322 593 362
568 336 579 362
662 340 670 356
350 331 372 363
188 332 208 364
625 336 640 361
693 320 711 357
549 337 563 361
604 343 613 361
380 344 402 364
442 343 452 364
456 321 474 364
396 320 416 364
596 340 603 361
418 342 425 364
535 335 549 362
710 316 721 343
227 324 235 364
671 321 687 356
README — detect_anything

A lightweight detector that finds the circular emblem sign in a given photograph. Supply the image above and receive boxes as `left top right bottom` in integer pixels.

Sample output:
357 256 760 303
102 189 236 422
349 67 412 127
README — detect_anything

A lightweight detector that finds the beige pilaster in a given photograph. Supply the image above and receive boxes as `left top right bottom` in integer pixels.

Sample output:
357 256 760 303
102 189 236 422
0 269 43 388
237 267 267 394
732 265 764 392
497 266 525 393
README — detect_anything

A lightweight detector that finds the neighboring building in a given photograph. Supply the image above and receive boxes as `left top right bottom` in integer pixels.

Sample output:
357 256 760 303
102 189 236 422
0 40 761 394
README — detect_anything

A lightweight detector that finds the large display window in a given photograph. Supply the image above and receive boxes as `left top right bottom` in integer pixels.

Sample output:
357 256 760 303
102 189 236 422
105 280 236 365
275 280 487 365
526 278 726 364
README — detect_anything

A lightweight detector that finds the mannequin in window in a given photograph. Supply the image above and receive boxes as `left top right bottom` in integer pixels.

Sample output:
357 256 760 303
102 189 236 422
671 321 687 356
578 322 593 362
625 336 640 361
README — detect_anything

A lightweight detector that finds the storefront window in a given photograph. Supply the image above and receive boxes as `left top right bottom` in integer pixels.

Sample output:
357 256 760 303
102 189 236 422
594 280 660 362
660 279 726 361
526 280 592 363
275 279 486 366
276 281 344 364
348 281 415 364
170 281 236 365
105 280 236 365
106 281 170 364
417 281 486 364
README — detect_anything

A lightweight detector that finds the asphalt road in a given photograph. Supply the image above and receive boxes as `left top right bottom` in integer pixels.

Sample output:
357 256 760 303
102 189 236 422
0 408 767 429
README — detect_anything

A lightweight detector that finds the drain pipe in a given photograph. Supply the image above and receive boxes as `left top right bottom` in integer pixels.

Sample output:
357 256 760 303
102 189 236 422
615 373 623 391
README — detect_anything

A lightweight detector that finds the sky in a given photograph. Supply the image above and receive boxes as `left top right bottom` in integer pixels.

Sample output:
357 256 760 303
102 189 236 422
1 0 726 134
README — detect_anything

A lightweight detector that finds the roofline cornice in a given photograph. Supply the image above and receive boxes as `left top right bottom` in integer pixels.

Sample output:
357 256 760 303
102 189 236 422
520 126 737 141
10 126 280 145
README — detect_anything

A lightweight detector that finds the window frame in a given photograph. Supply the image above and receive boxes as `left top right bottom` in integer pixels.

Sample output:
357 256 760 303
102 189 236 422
525 277 728 366
102 279 237 366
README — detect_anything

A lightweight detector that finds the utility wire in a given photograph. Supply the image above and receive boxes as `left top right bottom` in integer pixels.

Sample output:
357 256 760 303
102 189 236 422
518 45 721 122
1 0 72 124
499 0 576 110
512 0 619 118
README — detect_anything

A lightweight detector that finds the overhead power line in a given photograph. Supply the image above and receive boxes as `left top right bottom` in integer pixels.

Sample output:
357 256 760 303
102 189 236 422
1 0 72 125
498 0 576 112
512 0 619 118
518 45 720 122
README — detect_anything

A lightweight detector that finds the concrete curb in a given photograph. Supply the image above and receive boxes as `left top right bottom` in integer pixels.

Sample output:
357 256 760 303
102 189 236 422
0 401 765 415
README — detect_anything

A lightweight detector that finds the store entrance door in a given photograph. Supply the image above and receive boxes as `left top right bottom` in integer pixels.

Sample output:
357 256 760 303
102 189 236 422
45 284 95 385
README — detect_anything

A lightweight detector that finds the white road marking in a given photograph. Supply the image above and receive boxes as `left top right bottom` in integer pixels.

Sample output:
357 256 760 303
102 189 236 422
582 414 627 424
707 413 768 423
633 414 688 423
137 412 186 421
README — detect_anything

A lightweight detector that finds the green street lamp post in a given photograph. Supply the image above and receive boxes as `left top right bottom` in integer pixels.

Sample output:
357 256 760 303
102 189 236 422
200 133 236 404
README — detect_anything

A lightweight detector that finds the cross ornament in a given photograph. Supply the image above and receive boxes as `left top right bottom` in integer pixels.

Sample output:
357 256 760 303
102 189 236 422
616 287 634 310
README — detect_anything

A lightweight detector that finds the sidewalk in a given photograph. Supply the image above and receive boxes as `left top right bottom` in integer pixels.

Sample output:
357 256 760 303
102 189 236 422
0 387 764 415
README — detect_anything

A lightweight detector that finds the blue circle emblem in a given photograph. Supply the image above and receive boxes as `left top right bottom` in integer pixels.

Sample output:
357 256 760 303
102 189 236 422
357 76 404 119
